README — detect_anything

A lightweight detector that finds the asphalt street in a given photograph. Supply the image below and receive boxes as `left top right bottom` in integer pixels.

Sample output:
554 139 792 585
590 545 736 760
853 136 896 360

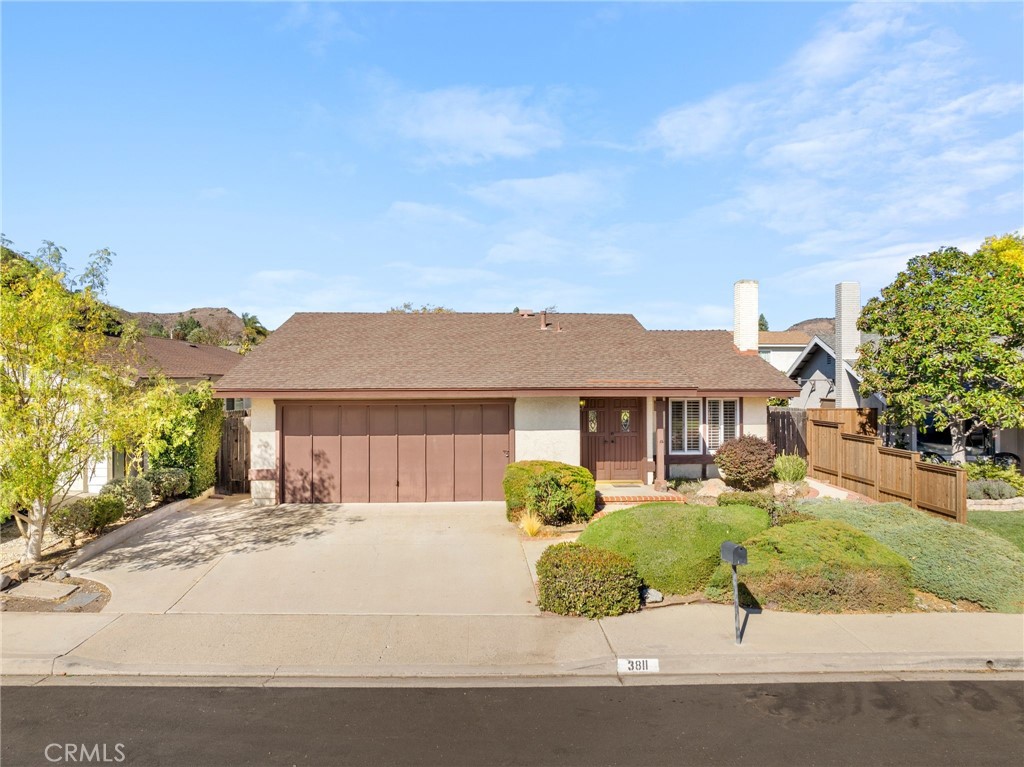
2 680 1022 767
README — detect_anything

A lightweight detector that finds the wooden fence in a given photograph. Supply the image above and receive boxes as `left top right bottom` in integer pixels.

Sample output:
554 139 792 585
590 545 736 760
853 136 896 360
807 419 967 523
806 407 878 436
216 410 251 495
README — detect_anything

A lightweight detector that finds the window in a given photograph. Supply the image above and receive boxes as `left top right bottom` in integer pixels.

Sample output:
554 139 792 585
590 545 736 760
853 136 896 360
670 399 701 453
587 410 598 433
620 409 631 432
707 399 738 452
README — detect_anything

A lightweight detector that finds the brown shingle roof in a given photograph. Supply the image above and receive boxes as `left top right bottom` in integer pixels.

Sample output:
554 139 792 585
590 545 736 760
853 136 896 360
759 331 810 345
214 313 799 395
136 336 242 380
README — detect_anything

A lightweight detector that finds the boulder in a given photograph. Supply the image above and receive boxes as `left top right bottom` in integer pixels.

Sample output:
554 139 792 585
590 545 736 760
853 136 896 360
642 587 664 604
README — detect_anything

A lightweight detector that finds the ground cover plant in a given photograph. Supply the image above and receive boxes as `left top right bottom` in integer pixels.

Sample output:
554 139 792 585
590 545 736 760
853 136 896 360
704 519 914 612
968 511 1024 554
803 500 1024 612
578 503 769 595
536 542 642 619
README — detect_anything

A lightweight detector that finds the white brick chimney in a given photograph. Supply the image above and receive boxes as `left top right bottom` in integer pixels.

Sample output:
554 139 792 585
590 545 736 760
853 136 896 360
834 281 861 409
733 280 759 352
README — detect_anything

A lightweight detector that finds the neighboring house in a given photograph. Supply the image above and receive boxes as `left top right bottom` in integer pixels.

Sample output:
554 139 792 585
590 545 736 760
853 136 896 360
214 287 798 505
82 336 243 492
758 331 810 373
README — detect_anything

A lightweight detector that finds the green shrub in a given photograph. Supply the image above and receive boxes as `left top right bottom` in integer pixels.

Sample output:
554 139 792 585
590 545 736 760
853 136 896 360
89 495 126 533
804 499 1024 612
503 461 595 524
536 542 642 619
718 491 776 513
151 387 224 497
966 460 1024 495
969 512 1024 553
774 453 807 482
578 502 770 595
705 519 914 612
714 435 776 490
967 479 1018 500
100 477 153 517
49 500 94 545
144 468 190 501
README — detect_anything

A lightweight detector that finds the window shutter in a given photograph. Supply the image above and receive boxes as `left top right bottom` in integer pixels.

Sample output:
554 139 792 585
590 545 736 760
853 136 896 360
707 400 722 451
670 401 684 452
722 400 738 443
686 400 701 452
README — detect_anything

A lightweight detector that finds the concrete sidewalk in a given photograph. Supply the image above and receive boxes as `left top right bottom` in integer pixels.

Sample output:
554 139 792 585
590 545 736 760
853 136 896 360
4 606 1021 684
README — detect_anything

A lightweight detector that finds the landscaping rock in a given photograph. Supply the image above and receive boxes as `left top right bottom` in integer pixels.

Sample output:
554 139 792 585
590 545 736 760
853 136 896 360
0 574 12 591
52 569 69 581
642 587 664 604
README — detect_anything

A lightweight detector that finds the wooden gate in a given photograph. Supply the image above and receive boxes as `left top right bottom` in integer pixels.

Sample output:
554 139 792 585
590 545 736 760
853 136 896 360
217 410 251 494
768 407 808 458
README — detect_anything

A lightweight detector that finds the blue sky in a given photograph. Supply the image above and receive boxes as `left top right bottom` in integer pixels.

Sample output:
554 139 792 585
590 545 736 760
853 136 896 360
3 1 1022 331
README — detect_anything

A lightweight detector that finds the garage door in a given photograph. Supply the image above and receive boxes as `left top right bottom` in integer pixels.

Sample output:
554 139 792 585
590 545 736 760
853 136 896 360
281 402 512 504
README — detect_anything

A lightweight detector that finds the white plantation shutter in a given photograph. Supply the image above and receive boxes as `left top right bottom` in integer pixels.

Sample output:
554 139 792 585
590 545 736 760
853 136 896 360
707 399 739 452
722 400 738 443
707 400 722 451
670 401 684 452
686 400 701 452
670 399 703 453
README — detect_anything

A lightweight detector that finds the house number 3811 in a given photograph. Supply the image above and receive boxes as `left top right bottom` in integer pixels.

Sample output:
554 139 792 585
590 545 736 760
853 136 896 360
617 658 660 673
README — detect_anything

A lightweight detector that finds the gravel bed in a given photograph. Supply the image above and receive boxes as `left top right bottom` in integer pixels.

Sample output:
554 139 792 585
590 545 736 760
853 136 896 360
0 522 64 569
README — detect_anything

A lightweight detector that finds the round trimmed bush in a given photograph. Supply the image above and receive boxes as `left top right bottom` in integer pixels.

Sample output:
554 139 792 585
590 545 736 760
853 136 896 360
537 542 642 619
714 435 776 490
503 461 596 524
49 500 94 545
705 519 914 613
100 477 153 517
88 495 126 533
968 479 1018 500
144 468 190 501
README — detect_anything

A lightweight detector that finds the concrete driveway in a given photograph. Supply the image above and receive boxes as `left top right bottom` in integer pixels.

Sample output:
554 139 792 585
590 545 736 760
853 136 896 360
73 496 538 616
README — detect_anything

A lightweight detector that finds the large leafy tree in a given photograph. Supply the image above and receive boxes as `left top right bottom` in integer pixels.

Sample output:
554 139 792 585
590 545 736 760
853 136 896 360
856 243 1024 463
0 239 182 562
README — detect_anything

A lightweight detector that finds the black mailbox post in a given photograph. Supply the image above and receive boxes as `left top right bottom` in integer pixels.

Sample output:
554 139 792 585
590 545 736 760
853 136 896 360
720 541 748 645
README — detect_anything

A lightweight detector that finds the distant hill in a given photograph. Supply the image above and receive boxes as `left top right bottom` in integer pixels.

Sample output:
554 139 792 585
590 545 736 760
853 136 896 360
120 307 246 344
787 317 835 336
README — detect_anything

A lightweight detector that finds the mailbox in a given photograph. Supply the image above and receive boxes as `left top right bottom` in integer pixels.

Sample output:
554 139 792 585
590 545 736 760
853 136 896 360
720 541 747 567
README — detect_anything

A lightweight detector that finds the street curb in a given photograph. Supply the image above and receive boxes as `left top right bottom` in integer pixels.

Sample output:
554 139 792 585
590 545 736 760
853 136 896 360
64 488 215 571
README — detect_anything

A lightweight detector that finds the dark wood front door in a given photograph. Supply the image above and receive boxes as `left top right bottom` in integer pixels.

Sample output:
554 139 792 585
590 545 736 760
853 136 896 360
580 398 645 481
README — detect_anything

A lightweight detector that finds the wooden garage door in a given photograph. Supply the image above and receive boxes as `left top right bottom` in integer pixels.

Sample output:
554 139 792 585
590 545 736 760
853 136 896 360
281 402 512 504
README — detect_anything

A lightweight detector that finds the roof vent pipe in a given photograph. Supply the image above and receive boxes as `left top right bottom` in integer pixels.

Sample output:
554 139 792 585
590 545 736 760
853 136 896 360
540 310 547 329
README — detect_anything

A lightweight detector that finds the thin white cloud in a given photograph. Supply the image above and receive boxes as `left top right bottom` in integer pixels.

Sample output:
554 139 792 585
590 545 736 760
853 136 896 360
469 172 610 211
280 2 360 56
485 228 638 275
385 201 475 227
387 262 503 286
380 84 562 165
648 90 755 159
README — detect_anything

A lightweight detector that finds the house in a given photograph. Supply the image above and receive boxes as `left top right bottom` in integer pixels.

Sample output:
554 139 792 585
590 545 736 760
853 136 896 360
213 284 799 505
758 330 810 373
82 336 243 491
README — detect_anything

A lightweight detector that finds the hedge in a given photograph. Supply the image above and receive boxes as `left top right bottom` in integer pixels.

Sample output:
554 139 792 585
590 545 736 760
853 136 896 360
152 389 224 497
503 460 596 524
537 542 642 619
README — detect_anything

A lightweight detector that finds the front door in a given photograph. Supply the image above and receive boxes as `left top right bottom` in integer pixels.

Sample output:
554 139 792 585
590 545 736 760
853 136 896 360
580 398 644 481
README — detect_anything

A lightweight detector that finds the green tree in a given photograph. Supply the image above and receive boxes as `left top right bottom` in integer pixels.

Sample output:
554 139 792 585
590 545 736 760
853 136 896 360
145 321 169 338
239 312 269 354
759 313 769 331
185 326 217 345
149 383 224 496
0 240 181 561
171 315 202 340
856 244 1024 464
386 302 454 313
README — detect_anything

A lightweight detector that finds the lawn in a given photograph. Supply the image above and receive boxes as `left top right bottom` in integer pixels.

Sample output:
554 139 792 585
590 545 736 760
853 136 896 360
803 500 1024 613
577 503 769 595
968 512 1024 553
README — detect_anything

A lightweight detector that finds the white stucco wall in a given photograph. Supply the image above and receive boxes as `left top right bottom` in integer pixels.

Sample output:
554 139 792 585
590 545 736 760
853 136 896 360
250 398 277 505
743 397 769 440
514 397 580 465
